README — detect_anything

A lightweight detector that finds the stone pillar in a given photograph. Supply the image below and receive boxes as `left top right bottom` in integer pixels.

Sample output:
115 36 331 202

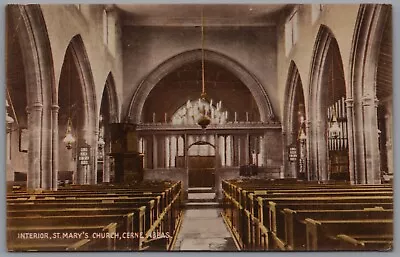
385 104 393 175
27 102 43 191
41 106 52 190
345 98 357 184
316 120 328 181
51 105 60 190
362 95 381 184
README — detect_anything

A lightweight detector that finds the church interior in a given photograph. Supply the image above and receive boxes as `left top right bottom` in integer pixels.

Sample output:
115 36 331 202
5 4 393 251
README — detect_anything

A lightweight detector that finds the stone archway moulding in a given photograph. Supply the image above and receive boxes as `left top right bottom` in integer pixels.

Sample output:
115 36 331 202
282 61 305 179
64 34 98 185
307 25 335 182
9 5 57 191
103 72 120 123
347 4 391 184
126 49 276 124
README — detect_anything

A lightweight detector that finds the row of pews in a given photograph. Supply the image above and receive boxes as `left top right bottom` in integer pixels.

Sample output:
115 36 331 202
7 181 183 251
222 178 393 251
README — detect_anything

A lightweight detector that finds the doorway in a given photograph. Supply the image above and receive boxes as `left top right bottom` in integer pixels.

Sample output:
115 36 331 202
187 141 216 188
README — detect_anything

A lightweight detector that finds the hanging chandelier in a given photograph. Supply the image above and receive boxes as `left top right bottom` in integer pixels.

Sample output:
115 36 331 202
98 115 105 150
329 110 341 138
196 10 211 129
63 53 76 149
63 118 75 150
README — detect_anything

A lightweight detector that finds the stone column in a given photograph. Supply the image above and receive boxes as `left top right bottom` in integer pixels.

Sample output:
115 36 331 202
362 95 381 184
345 98 357 184
385 104 393 175
316 120 328 181
27 102 43 191
51 105 60 190
41 106 52 190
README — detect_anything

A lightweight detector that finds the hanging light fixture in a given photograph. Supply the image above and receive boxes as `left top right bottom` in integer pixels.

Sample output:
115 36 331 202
328 51 341 139
63 52 76 150
196 10 211 129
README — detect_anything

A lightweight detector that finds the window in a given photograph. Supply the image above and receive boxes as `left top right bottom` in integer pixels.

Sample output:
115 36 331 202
311 4 324 24
285 10 299 56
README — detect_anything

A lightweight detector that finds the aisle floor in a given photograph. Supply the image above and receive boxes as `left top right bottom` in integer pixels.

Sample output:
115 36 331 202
173 208 238 251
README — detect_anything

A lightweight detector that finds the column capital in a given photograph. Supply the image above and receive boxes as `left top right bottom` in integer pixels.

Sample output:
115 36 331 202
345 98 354 107
362 95 379 106
26 102 43 113
51 104 60 112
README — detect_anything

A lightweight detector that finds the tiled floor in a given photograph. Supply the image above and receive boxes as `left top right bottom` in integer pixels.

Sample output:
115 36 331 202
173 208 237 251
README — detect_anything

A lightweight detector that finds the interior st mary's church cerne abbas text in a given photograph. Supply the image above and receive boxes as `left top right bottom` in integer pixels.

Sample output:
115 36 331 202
5 3 393 252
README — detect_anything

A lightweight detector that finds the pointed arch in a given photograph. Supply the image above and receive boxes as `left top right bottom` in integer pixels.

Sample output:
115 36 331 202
102 72 120 123
283 61 306 179
308 25 347 182
347 4 392 184
7 5 57 190
126 49 276 123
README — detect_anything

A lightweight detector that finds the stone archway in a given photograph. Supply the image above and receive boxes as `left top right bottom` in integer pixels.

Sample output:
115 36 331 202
58 34 97 185
348 4 392 184
7 5 57 190
126 49 276 123
98 72 119 183
283 61 306 179
308 25 347 182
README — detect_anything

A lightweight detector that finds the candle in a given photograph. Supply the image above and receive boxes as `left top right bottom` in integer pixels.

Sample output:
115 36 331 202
246 112 249 122
164 113 167 123
153 113 156 123
234 112 237 122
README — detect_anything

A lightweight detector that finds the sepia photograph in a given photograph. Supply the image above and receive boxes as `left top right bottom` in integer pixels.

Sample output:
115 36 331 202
4 2 393 252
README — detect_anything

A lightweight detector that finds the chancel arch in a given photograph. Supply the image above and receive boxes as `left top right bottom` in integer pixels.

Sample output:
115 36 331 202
126 49 276 123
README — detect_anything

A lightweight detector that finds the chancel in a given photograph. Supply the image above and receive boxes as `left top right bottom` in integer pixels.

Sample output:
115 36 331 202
5 3 393 252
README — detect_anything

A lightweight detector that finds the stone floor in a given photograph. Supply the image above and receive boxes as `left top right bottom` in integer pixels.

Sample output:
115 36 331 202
173 208 237 251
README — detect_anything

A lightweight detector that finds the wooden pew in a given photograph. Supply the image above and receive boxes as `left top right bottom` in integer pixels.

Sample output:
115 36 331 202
305 218 393 250
221 179 393 251
335 234 393 250
282 208 393 250
6 181 183 251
